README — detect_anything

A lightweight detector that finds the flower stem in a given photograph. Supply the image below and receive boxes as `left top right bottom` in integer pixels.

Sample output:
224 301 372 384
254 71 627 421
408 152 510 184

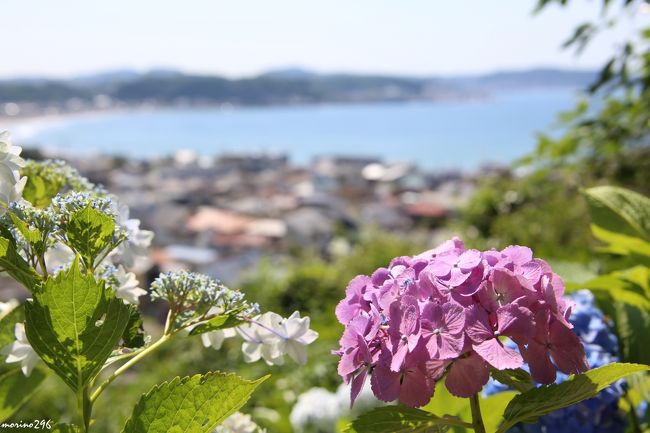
470 393 487 433
77 387 91 432
90 332 171 403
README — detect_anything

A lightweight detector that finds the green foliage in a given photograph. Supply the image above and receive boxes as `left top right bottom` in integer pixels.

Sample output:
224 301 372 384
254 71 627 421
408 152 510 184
23 172 66 208
0 305 25 375
188 313 244 336
121 308 146 350
585 186 650 243
344 406 458 433
0 235 40 291
499 363 650 432
121 372 268 433
66 205 118 270
572 186 650 365
0 306 24 351
0 367 47 422
457 169 594 261
613 302 650 365
21 159 96 208
24 259 131 392
489 369 534 393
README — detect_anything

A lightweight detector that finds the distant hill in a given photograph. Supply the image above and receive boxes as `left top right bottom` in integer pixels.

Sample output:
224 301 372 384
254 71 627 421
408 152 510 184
449 68 597 90
260 67 320 79
0 67 596 112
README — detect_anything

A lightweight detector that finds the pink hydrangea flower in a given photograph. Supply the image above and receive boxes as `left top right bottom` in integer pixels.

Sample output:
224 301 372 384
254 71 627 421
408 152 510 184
334 238 589 407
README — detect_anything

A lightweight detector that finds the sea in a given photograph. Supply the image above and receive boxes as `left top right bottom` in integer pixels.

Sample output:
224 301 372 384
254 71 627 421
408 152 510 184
6 88 578 171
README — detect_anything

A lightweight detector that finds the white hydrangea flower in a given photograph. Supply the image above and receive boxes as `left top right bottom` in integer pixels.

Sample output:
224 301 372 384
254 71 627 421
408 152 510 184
214 412 265 433
0 299 19 320
2 323 39 376
201 328 237 350
115 204 154 267
289 388 341 433
238 312 318 366
0 131 26 215
290 381 379 433
0 131 25 183
237 318 285 366
113 266 147 305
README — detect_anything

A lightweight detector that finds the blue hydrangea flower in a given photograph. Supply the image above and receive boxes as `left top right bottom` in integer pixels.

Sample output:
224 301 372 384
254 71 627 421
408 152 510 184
484 290 628 433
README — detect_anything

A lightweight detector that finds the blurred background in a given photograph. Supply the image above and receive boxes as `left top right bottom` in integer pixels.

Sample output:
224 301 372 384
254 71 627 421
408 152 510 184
1 0 649 432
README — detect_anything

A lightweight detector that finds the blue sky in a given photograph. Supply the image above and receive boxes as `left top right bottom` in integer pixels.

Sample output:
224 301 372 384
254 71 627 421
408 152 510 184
0 0 644 78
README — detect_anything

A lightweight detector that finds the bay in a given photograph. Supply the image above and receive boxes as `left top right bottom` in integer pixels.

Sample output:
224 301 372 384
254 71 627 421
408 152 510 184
9 88 577 170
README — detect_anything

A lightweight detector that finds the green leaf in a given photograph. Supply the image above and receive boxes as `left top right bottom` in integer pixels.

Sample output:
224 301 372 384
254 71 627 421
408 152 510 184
121 307 146 349
591 225 650 259
0 368 47 422
24 259 131 392
345 406 464 433
23 173 64 208
574 273 650 311
9 213 41 246
121 372 268 433
500 363 650 431
489 368 534 393
66 205 116 269
0 305 24 375
0 237 39 291
614 302 650 364
585 186 650 242
0 305 23 350
188 314 244 336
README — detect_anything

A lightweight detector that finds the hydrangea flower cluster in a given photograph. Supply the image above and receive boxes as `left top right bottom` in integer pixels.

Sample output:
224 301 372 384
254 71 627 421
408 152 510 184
50 191 118 224
485 290 627 433
0 131 27 214
235 311 318 366
290 379 381 433
151 270 251 317
334 238 589 407
213 412 266 433
151 270 318 365
100 264 148 305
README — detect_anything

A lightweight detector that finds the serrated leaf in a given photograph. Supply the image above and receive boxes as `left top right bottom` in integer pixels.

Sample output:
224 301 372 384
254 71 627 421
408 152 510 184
0 237 39 291
121 372 268 433
490 368 534 393
188 314 244 336
345 406 467 433
66 205 115 269
24 259 131 392
585 186 650 242
0 367 47 422
500 363 650 431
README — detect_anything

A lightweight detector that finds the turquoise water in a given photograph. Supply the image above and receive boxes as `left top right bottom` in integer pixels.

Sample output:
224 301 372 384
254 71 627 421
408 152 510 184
10 89 577 170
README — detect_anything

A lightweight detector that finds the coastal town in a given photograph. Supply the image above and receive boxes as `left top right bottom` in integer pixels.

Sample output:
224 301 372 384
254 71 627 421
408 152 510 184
2 147 494 298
